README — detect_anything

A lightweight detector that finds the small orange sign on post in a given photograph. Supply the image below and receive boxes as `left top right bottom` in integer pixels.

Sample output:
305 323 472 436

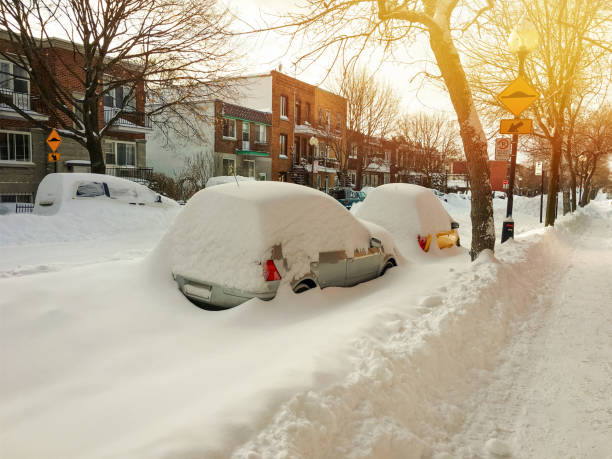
48 152 61 162
500 118 533 134
46 129 62 152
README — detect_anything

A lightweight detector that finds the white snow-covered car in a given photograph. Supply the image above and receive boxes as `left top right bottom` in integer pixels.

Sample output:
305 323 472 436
354 183 461 258
157 181 399 309
33 173 176 215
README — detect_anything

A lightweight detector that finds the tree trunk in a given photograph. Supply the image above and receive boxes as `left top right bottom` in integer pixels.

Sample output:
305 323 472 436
545 136 562 226
562 186 570 215
88 137 106 174
569 172 577 212
428 29 494 260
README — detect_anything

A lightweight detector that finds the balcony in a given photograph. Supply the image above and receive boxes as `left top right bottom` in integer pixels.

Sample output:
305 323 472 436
104 107 152 132
0 89 49 120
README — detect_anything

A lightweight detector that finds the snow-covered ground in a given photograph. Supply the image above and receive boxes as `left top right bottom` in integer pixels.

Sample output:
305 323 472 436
1 190 610 458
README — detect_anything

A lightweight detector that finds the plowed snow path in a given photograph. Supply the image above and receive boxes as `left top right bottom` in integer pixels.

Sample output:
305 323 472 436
443 204 612 458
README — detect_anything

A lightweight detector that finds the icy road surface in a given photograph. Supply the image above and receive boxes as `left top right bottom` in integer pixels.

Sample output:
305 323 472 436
1 195 611 458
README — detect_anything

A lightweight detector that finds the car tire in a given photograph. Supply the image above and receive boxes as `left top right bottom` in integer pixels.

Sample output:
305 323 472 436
293 280 316 294
381 259 396 276
456 237 461 247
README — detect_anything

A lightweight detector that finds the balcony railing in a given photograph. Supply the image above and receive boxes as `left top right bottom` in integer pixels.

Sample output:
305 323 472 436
0 89 47 115
104 107 151 129
105 166 153 184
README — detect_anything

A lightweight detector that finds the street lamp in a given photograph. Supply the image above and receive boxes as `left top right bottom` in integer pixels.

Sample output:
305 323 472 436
502 15 539 243
309 136 319 188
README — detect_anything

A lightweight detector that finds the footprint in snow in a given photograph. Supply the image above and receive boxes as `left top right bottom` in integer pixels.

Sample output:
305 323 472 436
419 295 443 308
485 438 512 457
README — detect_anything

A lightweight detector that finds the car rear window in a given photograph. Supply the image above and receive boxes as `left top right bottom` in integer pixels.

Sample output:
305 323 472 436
329 189 346 199
75 182 107 198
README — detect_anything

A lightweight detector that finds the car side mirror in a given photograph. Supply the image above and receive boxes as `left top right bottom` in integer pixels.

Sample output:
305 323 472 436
370 237 382 249
451 221 460 229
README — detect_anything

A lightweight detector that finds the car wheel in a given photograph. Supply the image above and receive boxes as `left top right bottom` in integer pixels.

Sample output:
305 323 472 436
381 259 396 276
293 279 317 294
456 237 461 247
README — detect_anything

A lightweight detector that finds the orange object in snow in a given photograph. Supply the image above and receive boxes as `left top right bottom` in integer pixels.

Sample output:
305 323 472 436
436 229 459 249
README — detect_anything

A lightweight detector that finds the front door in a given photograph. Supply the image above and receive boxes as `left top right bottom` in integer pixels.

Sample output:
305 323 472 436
346 247 383 285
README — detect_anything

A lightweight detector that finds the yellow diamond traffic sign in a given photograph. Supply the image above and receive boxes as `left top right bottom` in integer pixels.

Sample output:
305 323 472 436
48 152 61 162
46 129 62 152
497 76 539 117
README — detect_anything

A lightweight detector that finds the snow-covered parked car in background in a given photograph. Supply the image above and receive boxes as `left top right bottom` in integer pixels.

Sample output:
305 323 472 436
354 183 461 258
33 173 176 215
156 181 399 309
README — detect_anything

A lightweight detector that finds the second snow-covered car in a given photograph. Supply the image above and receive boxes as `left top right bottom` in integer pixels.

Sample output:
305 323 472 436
157 181 399 309
354 183 460 258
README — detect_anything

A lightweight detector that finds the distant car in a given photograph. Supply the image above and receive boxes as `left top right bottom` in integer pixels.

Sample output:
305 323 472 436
354 183 461 258
328 187 361 209
493 191 506 199
356 191 367 201
159 182 399 309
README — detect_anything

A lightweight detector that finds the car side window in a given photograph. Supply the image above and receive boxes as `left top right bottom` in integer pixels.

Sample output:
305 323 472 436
76 182 106 197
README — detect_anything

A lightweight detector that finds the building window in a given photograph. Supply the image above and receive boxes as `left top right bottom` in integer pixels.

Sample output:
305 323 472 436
384 151 391 163
0 60 29 94
326 110 331 130
104 141 136 166
305 103 311 123
254 124 267 143
222 118 236 139
222 158 235 175
335 114 342 133
0 131 31 162
280 95 288 119
350 145 358 159
349 170 356 185
258 172 266 181
318 107 324 126
280 134 288 157
103 83 136 111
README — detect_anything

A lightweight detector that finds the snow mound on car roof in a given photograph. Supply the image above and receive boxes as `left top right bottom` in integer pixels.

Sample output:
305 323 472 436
154 181 372 292
205 175 255 187
354 183 456 258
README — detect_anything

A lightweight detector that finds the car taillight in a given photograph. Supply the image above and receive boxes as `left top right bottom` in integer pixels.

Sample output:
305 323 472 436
345 200 348 204
263 259 281 281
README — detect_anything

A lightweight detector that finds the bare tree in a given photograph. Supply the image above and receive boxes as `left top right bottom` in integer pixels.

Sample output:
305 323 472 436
0 0 236 173
398 112 460 189
574 105 611 206
175 150 221 200
465 0 610 225
332 66 399 189
260 0 496 259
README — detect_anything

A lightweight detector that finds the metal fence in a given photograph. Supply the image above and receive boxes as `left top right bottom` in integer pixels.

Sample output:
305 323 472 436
105 166 154 184
0 193 34 214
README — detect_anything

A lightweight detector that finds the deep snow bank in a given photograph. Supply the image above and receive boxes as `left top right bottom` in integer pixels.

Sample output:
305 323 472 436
230 204 606 458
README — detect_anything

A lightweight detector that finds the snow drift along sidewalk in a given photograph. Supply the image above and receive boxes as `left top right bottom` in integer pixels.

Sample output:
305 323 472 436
231 205 609 458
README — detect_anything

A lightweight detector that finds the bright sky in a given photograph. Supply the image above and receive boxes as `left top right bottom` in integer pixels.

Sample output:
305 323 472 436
225 0 454 117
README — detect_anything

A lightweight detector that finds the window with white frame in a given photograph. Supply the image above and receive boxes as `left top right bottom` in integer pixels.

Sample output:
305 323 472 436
254 124 267 143
222 158 235 175
280 95 288 119
0 60 29 94
0 131 31 162
104 141 136 166
349 170 356 185
103 82 136 111
384 150 391 163
222 118 236 139
350 145 358 159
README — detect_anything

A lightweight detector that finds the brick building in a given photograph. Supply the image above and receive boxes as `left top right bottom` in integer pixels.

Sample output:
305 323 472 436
0 32 150 207
234 71 347 190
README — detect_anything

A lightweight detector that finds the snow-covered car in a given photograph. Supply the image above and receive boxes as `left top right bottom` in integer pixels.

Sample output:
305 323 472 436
157 181 399 309
33 173 176 215
354 183 461 258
